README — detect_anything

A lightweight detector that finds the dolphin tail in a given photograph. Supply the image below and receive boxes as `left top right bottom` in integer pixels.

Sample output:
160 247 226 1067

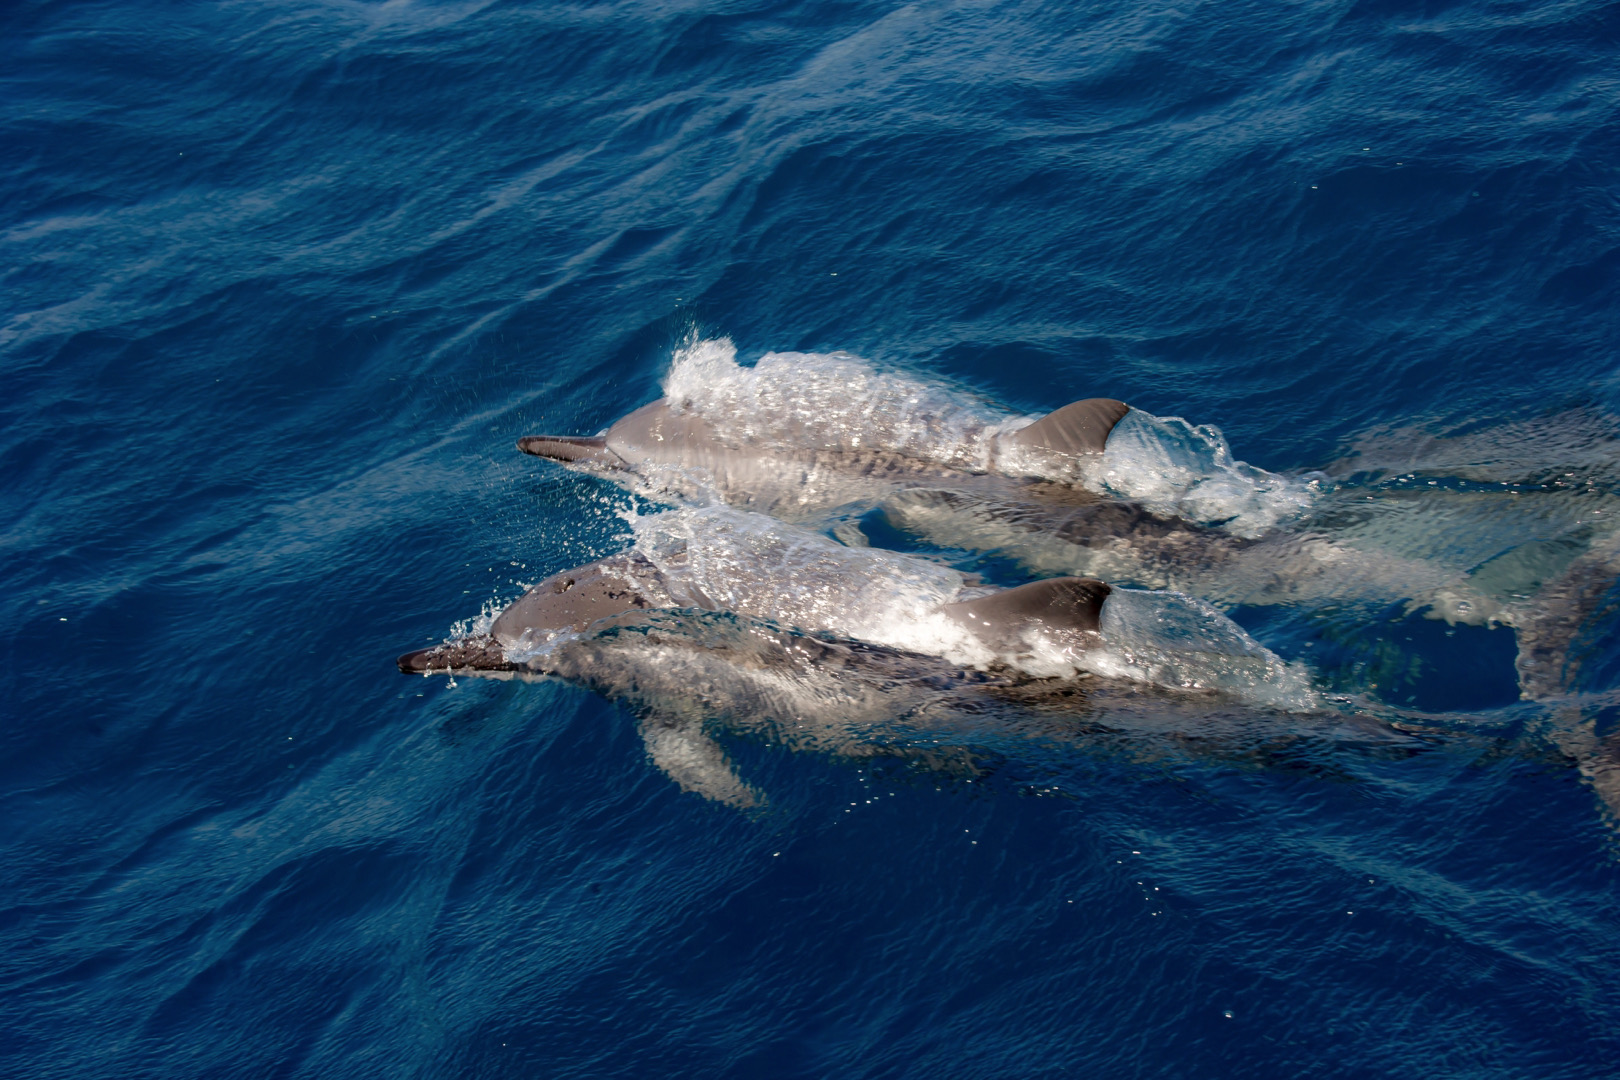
397 634 518 675
516 435 624 467
1536 705 1620 832
1589 727 1620 829
1513 535 1620 699
944 576 1112 635
1006 398 1130 456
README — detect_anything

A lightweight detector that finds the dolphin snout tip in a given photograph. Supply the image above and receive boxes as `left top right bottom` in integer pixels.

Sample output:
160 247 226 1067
397 648 433 674
396 635 518 674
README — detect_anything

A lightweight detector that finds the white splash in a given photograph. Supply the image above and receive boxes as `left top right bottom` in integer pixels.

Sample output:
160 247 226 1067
626 504 995 667
1089 588 1320 711
1073 410 1319 538
447 595 505 643
661 336 1011 470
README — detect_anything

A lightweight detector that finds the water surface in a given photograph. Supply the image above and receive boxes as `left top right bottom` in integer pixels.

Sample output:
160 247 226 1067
3 0 1618 1076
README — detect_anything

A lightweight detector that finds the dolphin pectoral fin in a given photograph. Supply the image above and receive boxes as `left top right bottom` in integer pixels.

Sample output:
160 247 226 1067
943 577 1112 636
516 435 625 467
1008 398 1130 456
639 719 762 809
397 634 517 674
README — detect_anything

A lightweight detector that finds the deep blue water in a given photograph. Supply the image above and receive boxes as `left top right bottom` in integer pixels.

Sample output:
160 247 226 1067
4 0 1620 1076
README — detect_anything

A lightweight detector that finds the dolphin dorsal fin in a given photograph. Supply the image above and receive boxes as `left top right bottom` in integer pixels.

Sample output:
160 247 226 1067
1006 398 1129 456
516 435 624 466
943 577 1112 636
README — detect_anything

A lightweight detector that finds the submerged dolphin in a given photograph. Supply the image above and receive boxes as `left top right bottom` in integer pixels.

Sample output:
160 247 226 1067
869 422 1620 699
401 603 1452 810
399 503 1329 802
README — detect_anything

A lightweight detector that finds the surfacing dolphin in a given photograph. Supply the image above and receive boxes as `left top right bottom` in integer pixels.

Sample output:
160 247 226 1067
396 538 1620 821
399 501 1336 803
519 391 1130 515
400 554 1113 679
399 548 1111 806
517 337 1147 523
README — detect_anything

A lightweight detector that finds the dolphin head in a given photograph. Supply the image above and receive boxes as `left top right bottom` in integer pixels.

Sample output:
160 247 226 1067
489 552 675 651
397 553 676 674
518 401 723 470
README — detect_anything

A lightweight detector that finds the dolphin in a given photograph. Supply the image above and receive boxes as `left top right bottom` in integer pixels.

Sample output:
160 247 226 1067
402 604 1456 810
518 394 1129 471
517 396 1132 516
399 552 1114 679
512 340 1317 537
866 416 1620 701
398 500 1334 798
400 549 1111 806
396 547 1620 822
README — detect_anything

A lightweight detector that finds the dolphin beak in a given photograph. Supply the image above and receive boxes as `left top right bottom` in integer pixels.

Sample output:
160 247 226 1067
516 435 624 467
397 649 435 674
397 635 516 674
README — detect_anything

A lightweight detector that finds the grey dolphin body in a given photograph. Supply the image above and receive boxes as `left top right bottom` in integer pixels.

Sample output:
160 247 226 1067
517 397 1132 515
399 554 1112 676
399 554 1112 806
396 555 1620 821
520 396 1130 469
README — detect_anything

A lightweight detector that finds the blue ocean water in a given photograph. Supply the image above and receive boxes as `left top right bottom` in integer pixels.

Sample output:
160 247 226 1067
4 0 1619 1075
